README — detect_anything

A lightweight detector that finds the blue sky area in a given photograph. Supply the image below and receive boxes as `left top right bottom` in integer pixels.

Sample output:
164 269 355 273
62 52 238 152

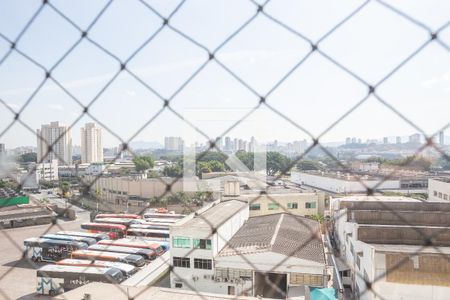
0 0 449 147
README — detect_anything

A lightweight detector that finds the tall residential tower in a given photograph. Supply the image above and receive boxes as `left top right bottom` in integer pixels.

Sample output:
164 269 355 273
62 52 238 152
37 122 72 165
81 123 103 164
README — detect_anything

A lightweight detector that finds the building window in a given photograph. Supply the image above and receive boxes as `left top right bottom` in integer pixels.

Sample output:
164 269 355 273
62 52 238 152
287 202 298 209
173 257 190 268
444 194 448 201
305 202 316 209
268 203 280 210
194 258 212 270
439 192 443 198
173 237 191 248
249 203 261 211
193 239 211 250
434 191 438 196
175 283 183 288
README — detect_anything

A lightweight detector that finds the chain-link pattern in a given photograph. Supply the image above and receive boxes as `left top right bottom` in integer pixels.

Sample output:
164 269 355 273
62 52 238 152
0 0 449 299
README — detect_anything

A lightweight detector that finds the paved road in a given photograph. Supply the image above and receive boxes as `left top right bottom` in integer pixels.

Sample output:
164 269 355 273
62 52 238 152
0 201 89 300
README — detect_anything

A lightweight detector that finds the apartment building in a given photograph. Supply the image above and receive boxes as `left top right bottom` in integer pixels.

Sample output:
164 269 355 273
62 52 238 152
170 200 249 294
81 123 103 164
331 196 450 300
37 122 72 165
428 177 450 201
35 159 59 182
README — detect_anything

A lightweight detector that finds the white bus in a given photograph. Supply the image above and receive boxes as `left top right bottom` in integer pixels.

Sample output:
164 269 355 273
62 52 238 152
56 258 137 277
36 265 123 296
56 231 110 242
23 238 87 262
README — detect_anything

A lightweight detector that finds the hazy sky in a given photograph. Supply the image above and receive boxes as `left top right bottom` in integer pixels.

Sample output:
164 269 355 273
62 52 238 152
0 0 449 148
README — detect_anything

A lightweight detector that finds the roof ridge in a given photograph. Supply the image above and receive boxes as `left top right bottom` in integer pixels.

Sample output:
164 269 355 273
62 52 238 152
270 214 284 247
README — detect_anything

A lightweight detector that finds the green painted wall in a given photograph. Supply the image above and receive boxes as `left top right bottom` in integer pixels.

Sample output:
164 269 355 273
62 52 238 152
0 196 29 207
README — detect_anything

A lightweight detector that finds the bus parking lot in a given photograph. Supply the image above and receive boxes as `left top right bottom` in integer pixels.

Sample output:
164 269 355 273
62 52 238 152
0 213 89 299
1 207 178 299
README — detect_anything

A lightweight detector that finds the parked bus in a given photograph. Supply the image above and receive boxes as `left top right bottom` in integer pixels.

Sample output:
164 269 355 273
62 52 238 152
95 213 141 219
126 228 170 240
41 234 97 246
129 223 169 231
56 231 110 242
125 236 170 251
143 212 184 220
36 265 123 296
93 218 142 227
98 238 165 255
71 250 145 267
56 258 137 277
80 223 127 239
88 244 156 260
24 238 87 262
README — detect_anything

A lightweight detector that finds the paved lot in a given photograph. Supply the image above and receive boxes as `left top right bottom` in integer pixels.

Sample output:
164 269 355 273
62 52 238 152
0 204 90 300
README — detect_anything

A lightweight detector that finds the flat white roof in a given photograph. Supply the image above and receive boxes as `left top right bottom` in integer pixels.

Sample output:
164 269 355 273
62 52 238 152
333 195 421 202
372 244 450 255
55 283 262 300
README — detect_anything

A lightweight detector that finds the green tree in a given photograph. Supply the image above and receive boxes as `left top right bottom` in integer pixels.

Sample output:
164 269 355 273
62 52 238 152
60 181 71 197
166 192 190 205
296 160 323 171
266 151 291 176
162 164 183 177
235 151 254 170
17 152 37 163
197 161 212 175
196 151 227 164
132 155 155 172
207 160 225 172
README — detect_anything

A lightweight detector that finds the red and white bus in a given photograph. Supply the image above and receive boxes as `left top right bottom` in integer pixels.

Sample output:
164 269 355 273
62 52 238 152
129 223 170 231
56 231 110 242
95 213 141 219
71 249 145 267
98 238 165 255
126 228 170 240
80 223 127 239
143 212 184 220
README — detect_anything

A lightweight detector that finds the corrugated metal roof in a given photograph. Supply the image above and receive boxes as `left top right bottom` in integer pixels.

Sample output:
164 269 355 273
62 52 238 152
219 214 325 264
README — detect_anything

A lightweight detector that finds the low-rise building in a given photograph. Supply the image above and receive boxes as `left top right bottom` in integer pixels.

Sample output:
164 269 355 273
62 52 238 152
170 200 249 294
241 192 327 217
428 177 450 202
331 196 450 300
291 171 399 194
34 159 59 181
215 213 328 298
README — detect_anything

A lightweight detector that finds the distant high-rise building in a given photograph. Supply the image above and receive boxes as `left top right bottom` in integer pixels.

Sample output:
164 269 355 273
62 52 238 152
345 137 351 144
0 143 5 155
396 136 401 144
409 133 421 144
233 138 239 152
81 123 103 164
215 137 223 150
351 137 356 144
439 131 445 145
357 138 362 144
164 137 184 151
383 137 388 144
37 122 72 165
224 137 231 151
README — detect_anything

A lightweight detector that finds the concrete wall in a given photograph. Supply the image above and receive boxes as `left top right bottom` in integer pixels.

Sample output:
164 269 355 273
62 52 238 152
428 179 450 202
291 171 399 193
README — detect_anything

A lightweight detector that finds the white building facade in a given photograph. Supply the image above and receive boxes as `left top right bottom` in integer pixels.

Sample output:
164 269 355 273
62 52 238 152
428 178 450 202
81 123 103 164
37 122 72 165
170 200 249 294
